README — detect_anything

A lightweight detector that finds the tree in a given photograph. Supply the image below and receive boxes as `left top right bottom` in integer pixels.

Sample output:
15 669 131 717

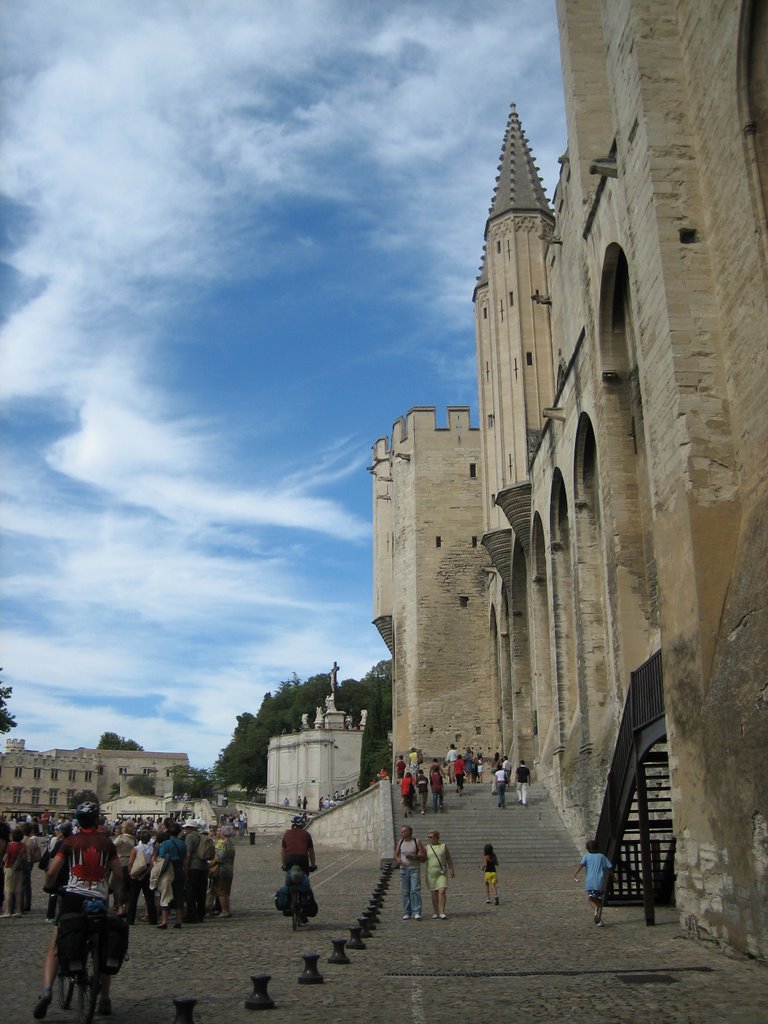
71 789 100 808
216 660 393 795
172 765 214 799
126 775 156 796
97 732 144 751
0 679 17 734
358 661 393 789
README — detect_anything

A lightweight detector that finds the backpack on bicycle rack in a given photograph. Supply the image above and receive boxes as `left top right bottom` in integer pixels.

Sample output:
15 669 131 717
100 913 129 975
300 890 319 918
57 913 88 973
274 884 291 914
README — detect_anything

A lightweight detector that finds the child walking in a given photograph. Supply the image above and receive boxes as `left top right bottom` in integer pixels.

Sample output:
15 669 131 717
482 843 499 905
573 839 613 925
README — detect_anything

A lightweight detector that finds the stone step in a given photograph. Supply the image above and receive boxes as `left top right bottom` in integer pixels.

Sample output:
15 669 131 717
391 781 579 867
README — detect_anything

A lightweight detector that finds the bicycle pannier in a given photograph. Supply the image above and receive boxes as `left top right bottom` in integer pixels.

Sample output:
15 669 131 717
57 913 88 973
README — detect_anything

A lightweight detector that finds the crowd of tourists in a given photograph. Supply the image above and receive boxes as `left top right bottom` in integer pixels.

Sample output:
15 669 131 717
0 809 241 925
394 747 532 817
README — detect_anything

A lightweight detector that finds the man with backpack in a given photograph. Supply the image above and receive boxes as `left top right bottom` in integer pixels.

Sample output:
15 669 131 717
33 800 122 1020
395 824 426 920
429 763 445 813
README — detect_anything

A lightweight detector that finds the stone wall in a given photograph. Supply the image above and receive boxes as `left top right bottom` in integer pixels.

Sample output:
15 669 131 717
369 0 768 960
232 780 393 863
371 407 494 759
266 724 364 809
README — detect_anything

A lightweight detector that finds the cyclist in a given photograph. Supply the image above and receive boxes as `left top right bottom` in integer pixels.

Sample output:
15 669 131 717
281 815 316 875
280 815 316 923
34 800 122 1020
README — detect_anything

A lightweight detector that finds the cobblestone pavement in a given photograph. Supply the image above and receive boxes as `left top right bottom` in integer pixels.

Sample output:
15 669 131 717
2 834 766 1023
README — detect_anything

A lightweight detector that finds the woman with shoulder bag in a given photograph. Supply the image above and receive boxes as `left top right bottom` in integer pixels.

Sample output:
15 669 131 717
113 822 136 916
1 828 27 917
127 830 157 925
212 826 236 918
424 828 455 920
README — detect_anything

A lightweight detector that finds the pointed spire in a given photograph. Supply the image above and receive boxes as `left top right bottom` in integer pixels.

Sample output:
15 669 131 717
487 103 550 222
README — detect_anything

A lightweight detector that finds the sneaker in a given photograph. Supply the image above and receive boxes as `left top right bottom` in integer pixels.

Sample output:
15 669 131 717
431 914 439 919
402 914 410 919
0 912 11 918
439 913 447 919
33 990 52 1020
596 921 604 927
414 914 422 920
97 996 112 1016
485 898 491 904
13 913 21 918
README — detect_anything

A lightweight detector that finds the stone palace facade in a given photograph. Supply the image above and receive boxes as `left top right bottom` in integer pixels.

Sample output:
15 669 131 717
372 0 768 960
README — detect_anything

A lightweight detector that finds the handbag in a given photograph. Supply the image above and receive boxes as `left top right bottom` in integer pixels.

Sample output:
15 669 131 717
129 845 148 879
149 855 167 890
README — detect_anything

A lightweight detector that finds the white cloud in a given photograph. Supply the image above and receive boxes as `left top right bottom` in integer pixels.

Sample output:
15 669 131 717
0 0 565 764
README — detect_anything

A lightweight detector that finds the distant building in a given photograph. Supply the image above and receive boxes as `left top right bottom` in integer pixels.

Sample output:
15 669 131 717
266 690 366 809
0 737 189 815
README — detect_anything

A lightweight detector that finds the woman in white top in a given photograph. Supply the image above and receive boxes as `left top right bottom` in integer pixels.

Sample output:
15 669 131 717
127 830 157 925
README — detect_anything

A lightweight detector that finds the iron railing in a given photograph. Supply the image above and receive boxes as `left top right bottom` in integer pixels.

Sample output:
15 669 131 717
595 650 664 860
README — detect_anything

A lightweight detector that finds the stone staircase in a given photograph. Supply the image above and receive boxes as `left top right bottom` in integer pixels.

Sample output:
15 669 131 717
391 778 579 869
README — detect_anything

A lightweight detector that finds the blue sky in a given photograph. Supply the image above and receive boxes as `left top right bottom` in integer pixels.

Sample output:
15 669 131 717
0 0 566 767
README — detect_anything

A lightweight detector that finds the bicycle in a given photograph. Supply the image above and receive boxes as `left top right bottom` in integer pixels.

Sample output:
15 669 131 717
57 897 108 1024
57 968 75 1010
283 863 317 931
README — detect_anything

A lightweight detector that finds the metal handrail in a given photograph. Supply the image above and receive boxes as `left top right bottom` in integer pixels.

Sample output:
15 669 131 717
595 651 664 858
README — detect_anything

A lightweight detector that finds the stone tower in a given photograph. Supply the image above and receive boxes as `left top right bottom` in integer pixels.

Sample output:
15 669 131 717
370 407 492 759
473 105 556 761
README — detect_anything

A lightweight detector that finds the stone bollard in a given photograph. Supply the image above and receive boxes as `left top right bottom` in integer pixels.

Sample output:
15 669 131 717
172 996 197 1023
361 911 376 930
347 926 366 950
366 906 380 923
327 938 351 964
357 916 372 938
245 974 275 1011
249 832 256 846
298 952 324 985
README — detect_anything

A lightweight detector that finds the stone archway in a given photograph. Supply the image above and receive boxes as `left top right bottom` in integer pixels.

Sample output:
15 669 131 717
550 468 579 749
510 536 534 763
598 245 657 693
530 512 554 761
573 414 611 740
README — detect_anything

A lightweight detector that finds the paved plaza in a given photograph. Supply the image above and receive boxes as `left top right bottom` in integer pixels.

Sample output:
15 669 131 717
1 832 765 1023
